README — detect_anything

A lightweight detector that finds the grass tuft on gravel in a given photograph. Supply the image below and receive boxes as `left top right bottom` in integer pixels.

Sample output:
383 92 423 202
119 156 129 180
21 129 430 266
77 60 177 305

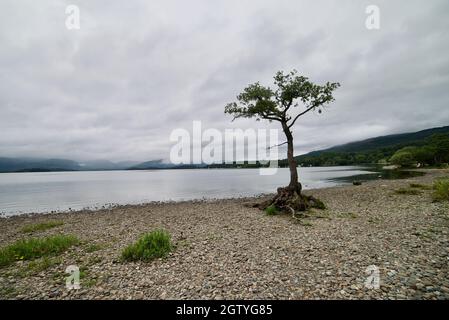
20 220 63 233
432 178 449 202
336 212 358 219
264 204 279 216
0 235 79 267
394 188 422 195
409 183 432 190
85 243 104 253
11 256 62 278
121 229 172 262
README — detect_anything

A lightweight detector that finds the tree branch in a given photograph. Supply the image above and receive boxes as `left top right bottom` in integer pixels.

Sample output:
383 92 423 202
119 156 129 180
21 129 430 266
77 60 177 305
267 141 288 150
287 104 316 128
264 116 282 122
283 99 293 115
261 111 282 122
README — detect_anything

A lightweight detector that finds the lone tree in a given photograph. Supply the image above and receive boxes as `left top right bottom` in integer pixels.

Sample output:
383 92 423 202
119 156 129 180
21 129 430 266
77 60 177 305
225 70 340 213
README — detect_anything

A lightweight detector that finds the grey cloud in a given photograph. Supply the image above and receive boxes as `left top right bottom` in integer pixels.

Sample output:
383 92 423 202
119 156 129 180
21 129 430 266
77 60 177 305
0 0 448 162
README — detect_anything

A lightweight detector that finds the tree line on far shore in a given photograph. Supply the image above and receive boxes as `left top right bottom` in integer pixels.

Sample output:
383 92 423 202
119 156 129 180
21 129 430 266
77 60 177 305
206 132 449 169
292 133 449 168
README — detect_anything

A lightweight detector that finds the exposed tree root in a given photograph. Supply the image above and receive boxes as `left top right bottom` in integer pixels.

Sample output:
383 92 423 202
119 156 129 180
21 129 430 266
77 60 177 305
252 183 326 222
258 183 325 210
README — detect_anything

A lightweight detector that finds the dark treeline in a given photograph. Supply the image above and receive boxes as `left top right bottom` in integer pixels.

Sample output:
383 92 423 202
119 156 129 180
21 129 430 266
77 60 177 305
290 133 449 167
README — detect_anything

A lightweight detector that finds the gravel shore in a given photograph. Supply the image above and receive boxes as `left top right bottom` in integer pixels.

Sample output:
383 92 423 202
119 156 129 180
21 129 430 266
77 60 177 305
1 169 448 300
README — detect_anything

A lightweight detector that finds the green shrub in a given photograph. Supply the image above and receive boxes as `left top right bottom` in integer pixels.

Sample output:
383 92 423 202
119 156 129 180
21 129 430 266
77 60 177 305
0 235 78 267
21 221 63 233
389 151 416 167
433 178 449 202
264 204 279 216
121 230 172 262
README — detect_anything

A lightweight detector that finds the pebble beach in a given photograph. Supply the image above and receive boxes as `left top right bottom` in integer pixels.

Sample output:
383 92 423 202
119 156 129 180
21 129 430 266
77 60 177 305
0 169 448 300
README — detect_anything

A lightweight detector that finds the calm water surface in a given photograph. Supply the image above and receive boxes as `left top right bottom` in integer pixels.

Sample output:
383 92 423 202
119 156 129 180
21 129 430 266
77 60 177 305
0 166 375 216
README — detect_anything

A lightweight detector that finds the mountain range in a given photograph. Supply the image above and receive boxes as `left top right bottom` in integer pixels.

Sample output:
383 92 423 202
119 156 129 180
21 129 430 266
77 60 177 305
292 125 449 166
1 125 448 172
304 125 449 155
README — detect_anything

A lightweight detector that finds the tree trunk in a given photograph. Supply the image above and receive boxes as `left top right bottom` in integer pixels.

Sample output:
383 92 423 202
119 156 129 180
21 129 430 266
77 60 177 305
282 122 300 193
252 122 325 213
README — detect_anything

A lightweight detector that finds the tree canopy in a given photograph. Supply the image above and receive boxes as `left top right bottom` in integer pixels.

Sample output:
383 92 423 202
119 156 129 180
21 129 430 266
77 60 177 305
225 70 340 128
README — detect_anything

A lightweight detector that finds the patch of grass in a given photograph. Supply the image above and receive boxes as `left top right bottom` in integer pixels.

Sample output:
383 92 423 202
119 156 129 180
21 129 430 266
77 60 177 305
80 267 99 288
11 256 62 278
0 235 79 268
432 178 449 202
121 229 172 262
83 277 98 288
20 220 63 233
79 267 87 279
310 198 326 210
264 204 279 216
409 183 432 190
25 256 62 275
85 243 104 253
336 212 358 219
394 188 422 195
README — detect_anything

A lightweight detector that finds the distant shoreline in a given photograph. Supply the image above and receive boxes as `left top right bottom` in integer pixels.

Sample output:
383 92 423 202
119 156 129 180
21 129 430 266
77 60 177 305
0 163 402 174
0 166 426 218
0 164 332 173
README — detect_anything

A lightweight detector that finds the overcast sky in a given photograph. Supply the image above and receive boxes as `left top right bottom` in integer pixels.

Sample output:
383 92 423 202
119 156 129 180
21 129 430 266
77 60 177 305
1 0 448 162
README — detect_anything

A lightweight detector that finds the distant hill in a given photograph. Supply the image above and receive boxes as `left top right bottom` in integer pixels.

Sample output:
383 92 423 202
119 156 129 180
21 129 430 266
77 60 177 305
0 158 140 172
2 126 448 172
0 157 82 172
0 157 202 172
309 126 449 155
79 160 140 171
292 125 449 166
130 159 176 170
129 159 205 170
